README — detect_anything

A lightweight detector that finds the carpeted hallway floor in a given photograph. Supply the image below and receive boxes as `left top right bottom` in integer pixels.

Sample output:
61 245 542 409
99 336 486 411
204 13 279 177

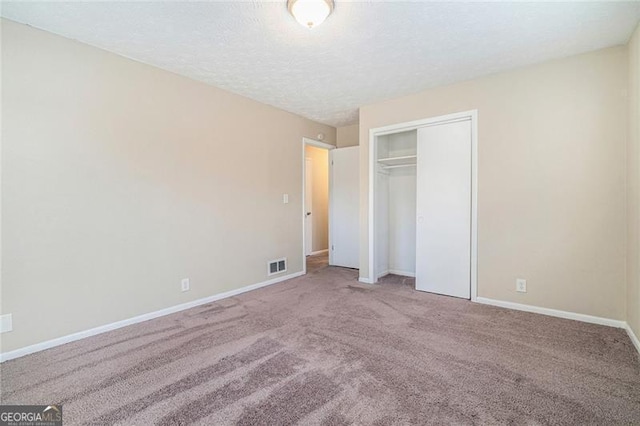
1 266 639 425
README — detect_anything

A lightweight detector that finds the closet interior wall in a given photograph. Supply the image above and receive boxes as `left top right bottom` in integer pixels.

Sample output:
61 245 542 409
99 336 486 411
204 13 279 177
375 130 417 279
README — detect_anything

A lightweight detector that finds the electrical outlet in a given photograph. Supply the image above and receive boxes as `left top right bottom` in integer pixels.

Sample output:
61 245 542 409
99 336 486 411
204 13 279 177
181 278 190 292
0 314 13 333
516 278 527 293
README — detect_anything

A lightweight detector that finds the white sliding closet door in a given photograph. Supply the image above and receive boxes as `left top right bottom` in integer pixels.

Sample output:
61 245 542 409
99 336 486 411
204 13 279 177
415 120 471 299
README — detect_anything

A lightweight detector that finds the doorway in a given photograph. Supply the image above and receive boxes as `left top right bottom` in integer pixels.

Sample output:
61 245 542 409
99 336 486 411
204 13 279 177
305 157 314 256
302 138 334 274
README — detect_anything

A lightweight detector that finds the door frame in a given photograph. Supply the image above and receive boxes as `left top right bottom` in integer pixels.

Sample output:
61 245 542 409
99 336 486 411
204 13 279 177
302 137 335 274
366 110 478 301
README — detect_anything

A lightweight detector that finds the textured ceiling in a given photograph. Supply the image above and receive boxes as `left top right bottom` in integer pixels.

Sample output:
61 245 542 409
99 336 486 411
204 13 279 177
2 1 640 126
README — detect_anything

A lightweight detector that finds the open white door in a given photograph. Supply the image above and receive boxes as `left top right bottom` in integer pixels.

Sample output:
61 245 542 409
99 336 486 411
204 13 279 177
415 120 471 299
330 146 360 268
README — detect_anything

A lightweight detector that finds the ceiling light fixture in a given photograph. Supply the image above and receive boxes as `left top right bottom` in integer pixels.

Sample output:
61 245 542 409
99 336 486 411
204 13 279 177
287 0 334 29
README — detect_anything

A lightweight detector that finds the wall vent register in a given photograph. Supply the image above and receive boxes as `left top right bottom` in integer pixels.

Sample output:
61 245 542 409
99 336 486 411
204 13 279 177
268 258 287 276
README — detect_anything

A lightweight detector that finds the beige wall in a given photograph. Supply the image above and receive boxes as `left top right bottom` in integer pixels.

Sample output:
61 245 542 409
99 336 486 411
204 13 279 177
628 23 640 337
337 124 359 148
359 47 628 320
305 145 329 252
0 20 335 353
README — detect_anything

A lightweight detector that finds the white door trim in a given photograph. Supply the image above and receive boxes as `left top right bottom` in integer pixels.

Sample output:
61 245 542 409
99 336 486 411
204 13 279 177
301 137 335 274
365 110 478 301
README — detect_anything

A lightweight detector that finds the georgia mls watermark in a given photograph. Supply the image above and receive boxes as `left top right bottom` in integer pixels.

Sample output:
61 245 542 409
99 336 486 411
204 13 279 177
0 405 62 426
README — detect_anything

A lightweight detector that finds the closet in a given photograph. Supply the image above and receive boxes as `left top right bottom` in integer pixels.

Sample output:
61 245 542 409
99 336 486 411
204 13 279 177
376 130 418 279
374 118 473 300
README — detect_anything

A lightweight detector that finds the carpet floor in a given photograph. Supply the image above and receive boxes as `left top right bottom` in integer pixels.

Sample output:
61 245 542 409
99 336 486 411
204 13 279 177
1 266 639 425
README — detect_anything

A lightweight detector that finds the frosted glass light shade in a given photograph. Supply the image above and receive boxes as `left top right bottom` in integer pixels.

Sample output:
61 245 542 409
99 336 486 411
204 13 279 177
287 0 334 29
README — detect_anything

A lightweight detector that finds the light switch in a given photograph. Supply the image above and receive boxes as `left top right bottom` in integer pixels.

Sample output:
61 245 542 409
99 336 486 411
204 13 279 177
283 194 289 204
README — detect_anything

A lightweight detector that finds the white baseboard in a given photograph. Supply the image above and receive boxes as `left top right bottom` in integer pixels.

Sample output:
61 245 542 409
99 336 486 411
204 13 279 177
388 269 415 278
363 271 416 282
475 297 626 329
625 323 640 355
375 270 415 280
310 249 328 256
0 271 304 363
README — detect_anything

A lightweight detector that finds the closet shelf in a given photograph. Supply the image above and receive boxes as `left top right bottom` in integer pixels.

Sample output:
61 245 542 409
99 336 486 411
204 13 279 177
377 155 417 168
381 163 416 170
